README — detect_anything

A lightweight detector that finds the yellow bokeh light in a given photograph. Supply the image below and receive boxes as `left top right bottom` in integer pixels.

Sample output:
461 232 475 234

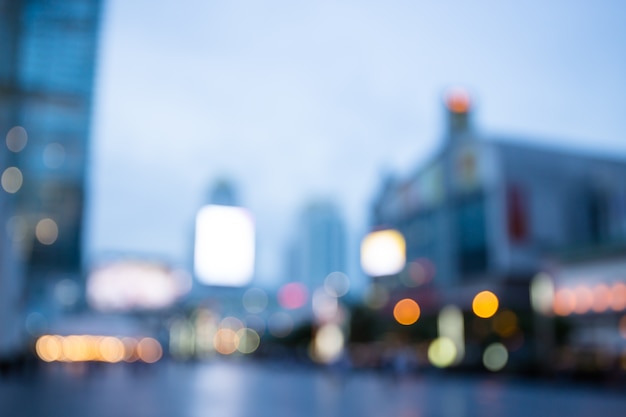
63 335 89 362
393 298 421 325
99 337 125 363
312 324 344 364
36 335 63 362
428 337 457 368
236 328 261 354
360 229 406 277
472 291 499 318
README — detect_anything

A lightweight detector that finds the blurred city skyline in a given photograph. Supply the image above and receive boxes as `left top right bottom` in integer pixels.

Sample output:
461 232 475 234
86 0 626 287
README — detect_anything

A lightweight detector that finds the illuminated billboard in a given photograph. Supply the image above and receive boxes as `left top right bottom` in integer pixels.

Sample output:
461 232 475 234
194 205 255 286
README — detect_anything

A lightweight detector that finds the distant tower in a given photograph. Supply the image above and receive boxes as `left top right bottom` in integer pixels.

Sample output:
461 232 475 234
444 87 473 143
208 178 238 206
289 201 346 290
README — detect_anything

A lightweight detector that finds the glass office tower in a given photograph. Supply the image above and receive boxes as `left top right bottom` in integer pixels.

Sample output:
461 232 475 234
1 0 102 322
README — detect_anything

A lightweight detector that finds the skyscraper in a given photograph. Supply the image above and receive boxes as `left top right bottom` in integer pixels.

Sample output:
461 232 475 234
0 0 103 353
288 201 346 290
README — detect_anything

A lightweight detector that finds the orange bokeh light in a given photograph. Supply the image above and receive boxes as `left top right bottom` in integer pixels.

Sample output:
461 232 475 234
393 298 421 325
573 285 593 314
611 283 626 311
553 288 575 316
472 291 499 319
137 337 163 363
446 89 471 113
591 284 611 313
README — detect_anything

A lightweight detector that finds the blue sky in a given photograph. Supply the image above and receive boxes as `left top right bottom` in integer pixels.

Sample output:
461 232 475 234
85 0 626 288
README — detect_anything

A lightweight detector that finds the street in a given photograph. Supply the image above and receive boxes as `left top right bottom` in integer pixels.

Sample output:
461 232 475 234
1 360 625 417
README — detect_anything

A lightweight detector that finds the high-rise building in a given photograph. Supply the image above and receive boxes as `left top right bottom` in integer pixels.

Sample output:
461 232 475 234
0 0 103 358
288 201 346 290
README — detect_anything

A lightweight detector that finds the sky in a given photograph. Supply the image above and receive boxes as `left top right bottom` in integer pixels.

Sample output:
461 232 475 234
86 0 626 288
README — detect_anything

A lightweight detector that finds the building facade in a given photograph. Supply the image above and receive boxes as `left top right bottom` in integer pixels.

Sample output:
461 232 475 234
370 90 626 312
0 0 103 360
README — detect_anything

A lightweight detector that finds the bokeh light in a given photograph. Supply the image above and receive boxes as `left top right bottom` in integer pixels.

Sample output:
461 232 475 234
438 305 464 364
530 273 554 315
278 282 308 310
35 335 63 362
393 298 421 325
312 324 344 364
5 126 27 152
35 335 162 364
360 229 406 277
35 218 58 245
472 291 499 318
553 287 576 316
446 88 471 113
122 337 139 362
236 328 261 354
312 288 339 322
1 167 23 193
483 343 508 372
137 337 163 363
611 283 626 311
573 285 593 314
492 310 518 338
243 287 268 314
99 337 125 363
591 284 611 313
323 271 350 297
428 337 457 368
214 328 239 355
87 261 188 312
268 312 293 338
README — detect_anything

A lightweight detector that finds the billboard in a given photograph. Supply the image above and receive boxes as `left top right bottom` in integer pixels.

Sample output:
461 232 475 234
194 205 255 286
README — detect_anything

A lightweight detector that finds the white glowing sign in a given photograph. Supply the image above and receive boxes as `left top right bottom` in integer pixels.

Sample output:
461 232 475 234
194 205 255 286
